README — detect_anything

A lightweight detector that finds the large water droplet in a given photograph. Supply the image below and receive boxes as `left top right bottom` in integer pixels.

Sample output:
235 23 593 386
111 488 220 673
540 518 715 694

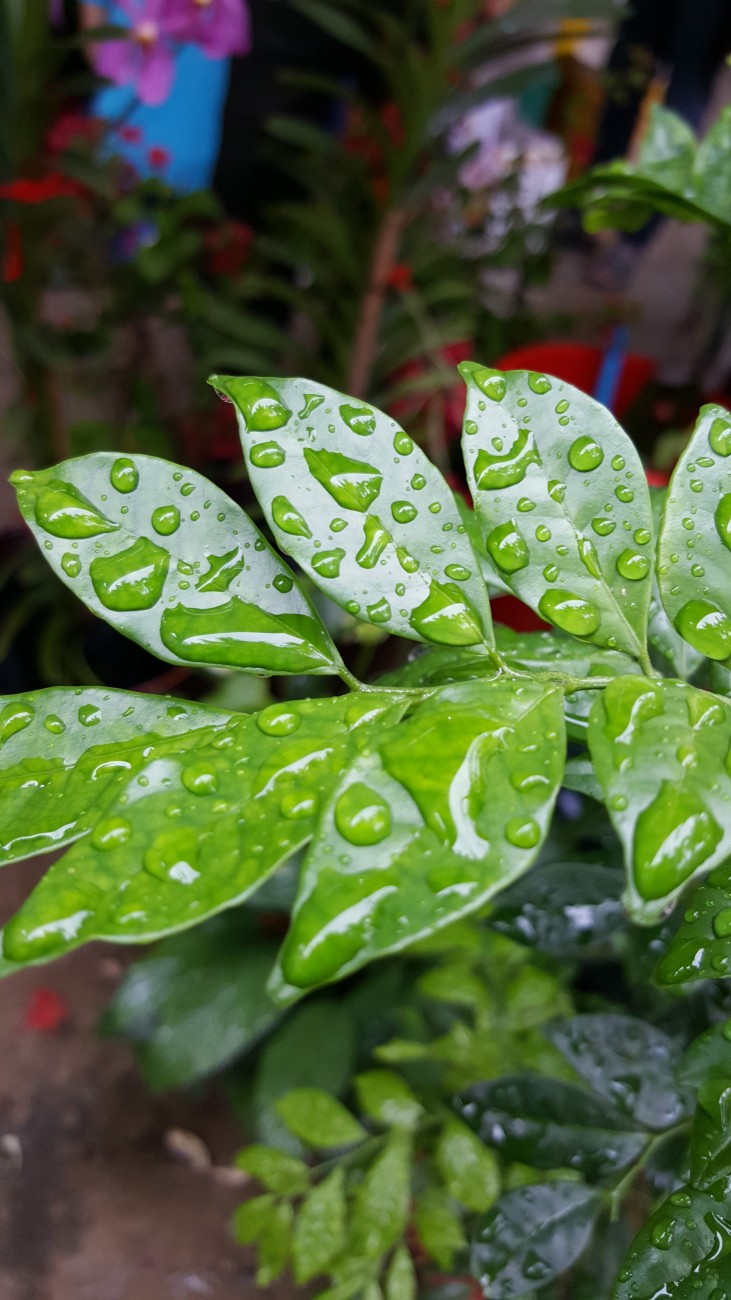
110 457 139 493
61 552 81 577
340 402 375 436
250 441 286 468
485 521 529 574
78 703 101 727
143 828 200 884
474 428 540 490
356 515 391 569
710 415 731 457
528 372 551 394
257 704 302 736
90 537 169 611
616 549 650 581
160 598 328 672
44 713 65 734
272 496 312 538
227 377 291 431
538 589 600 637
366 596 391 624
280 790 317 820
715 493 731 551
35 481 118 539
650 1218 674 1250
578 537 602 578
466 364 506 401
592 517 615 537
299 392 324 419
675 600 731 660
634 780 722 899
391 500 418 524
312 547 345 579
393 430 413 455
504 817 540 849
182 760 219 796
0 702 34 745
91 816 132 850
444 563 471 581
334 781 392 845
568 436 604 471
304 446 382 512
195 547 245 593
712 907 731 938
152 504 180 536
409 581 484 646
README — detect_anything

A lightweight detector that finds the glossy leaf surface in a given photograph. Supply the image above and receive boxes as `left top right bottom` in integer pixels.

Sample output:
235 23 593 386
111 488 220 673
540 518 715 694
656 865 731 985
613 1179 731 1300
0 687 230 866
690 1079 731 1187
647 488 705 677
460 364 653 659
657 404 731 663
276 677 565 992
588 676 731 923
454 1075 647 1182
546 1014 690 1131
212 374 494 650
471 1182 601 1299
489 860 624 955
11 454 340 676
679 1020 731 1087
3 693 400 964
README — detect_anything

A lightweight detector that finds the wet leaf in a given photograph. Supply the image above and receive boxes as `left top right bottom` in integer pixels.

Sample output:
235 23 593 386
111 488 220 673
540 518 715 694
678 1021 731 1087
657 404 731 665
0 687 230 867
489 860 624 955
612 1179 731 1299
647 488 705 678
435 1117 501 1212
460 364 653 659
276 678 564 992
2 693 401 966
656 865 731 986
350 1131 412 1258
588 676 731 923
211 374 494 651
354 1069 424 1128
233 1192 278 1244
384 1245 416 1300
690 1079 731 1187
293 1168 347 1283
237 1144 310 1196
454 1075 647 1182
276 1088 367 1149
471 1181 602 1299
414 1188 466 1271
11 455 340 677
546 1014 691 1131
256 1198 294 1285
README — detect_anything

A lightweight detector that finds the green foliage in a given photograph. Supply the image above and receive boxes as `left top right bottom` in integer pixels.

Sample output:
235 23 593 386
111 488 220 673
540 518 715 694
11 362 731 1295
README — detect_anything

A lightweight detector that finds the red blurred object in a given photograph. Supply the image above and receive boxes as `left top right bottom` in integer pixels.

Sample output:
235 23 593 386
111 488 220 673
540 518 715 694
148 145 171 170
22 987 70 1032
646 468 669 488
387 262 414 292
203 220 253 277
46 111 102 153
0 173 85 204
2 222 23 282
494 341 656 420
120 124 143 144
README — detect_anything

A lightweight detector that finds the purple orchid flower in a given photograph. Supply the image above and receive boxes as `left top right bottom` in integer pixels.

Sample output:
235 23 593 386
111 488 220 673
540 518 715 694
92 0 176 106
160 0 252 59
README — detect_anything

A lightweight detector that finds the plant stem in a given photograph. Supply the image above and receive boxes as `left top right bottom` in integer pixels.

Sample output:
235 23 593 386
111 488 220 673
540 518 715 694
347 207 406 398
606 1121 691 1221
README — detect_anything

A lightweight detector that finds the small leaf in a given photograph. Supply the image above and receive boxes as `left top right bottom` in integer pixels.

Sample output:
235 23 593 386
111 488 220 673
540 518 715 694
489 860 624 955
657 404 731 663
256 1198 294 1285
678 1020 731 1087
11 455 340 676
350 1131 412 1258
588 676 731 923
0 687 229 867
233 1193 278 1244
237 1144 310 1196
414 1187 466 1271
384 1245 416 1300
656 865 731 985
471 1182 602 1299
212 374 494 650
546 1014 691 1130
460 365 653 659
354 1070 424 1129
276 678 564 991
293 1168 347 1283
690 1079 731 1187
454 1075 647 1182
637 104 696 189
647 488 705 677
612 1180 731 1299
435 1117 501 1212
275 1088 367 1149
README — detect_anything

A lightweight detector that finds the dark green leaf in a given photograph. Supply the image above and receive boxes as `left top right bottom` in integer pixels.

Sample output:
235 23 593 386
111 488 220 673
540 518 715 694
454 1075 647 1182
489 860 624 955
690 1079 731 1187
11 455 340 677
435 1117 501 1212
293 1168 347 1283
471 1182 602 1299
612 1179 731 1299
460 365 653 659
678 1021 731 1087
656 865 731 986
647 488 705 677
276 1088 367 1149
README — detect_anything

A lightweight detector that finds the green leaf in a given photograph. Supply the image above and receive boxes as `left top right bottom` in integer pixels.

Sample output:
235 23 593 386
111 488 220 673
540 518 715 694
354 1069 424 1129
453 1075 647 1182
678 1021 731 1087
637 104 696 189
690 1079 731 1187
384 1245 416 1300
293 1168 347 1283
233 1192 278 1244
656 865 731 986
237 1145 310 1196
414 1187 466 1271
647 488 705 677
588 676 731 923
0 687 230 867
657 404 731 663
3 692 400 965
693 106 731 222
435 1117 501 1212
256 1198 294 1285
489 860 624 955
471 1182 602 1299
100 920 282 1090
276 678 564 991
546 1014 690 1130
11 455 340 677
612 1179 731 1299
211 374 494 652
275 1088 367 1149
460 364 653 659
350 1131 412 1258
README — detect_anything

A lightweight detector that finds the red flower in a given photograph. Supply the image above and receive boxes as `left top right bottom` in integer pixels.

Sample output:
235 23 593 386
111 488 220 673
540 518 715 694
22 987 70 1032
2 223 23 282
0 172 84 203
147 145 170 169
204 220 253 277
46 111 101 154
120 124 143 143
387 262 414 292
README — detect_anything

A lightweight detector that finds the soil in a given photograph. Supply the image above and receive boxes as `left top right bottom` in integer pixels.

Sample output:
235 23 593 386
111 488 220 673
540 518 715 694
0 859 281 1300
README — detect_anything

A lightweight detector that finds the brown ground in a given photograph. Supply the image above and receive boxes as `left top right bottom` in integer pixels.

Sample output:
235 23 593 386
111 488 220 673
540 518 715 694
0 859 275 1300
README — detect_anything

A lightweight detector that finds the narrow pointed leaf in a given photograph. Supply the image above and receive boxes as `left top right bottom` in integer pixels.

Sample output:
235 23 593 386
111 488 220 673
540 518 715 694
276 1088 366 1148
690 1079 731 1187
435 1117 501 1212
0 688 230 866
414 1188 466 1270
11 454 340 676
588 676 731 922
679 1021 731 1087
612 1180 731 1299
211 374 494 651
354 1069 424 1129
3 693 401 966
293 1168 347 1283
471 1182 602 1299
350 1131 412 1258
276 678 564 992
655 864 731 985
460 364 653 658
237 1144 310 1196
657 404 731 664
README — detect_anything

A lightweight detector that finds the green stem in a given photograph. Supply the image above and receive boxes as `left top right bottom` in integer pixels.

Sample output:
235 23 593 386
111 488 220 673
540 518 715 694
606 1121 691 1221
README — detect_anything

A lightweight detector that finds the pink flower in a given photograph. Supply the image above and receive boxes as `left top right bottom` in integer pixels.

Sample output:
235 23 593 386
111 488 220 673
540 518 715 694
92 0 176 106
160 0 251 59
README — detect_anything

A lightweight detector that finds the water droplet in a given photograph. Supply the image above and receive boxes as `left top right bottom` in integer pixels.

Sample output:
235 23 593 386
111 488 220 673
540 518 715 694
556 399 569 414
713 907 731 937
615 485 634 503
469 365 506 401
90 537 169 611
474 428 539 490
528 372 551 394
92 816 132 850
517 498 536 512
180 482 195 498
464 420 477 436
543 564 559 582
110 457 139 493
635 780 722 899
280 791 317 820
226 377 291 430
548 479 566 503
616 550 650 581
304 446 382 512
690 479 703 493
298 392 324 419
409 581 483 646
444 563 471 581
391 500 418 524
535 525 551 542
675 600 731 660
366 596 391 624
61 552 82 577
568 436 604 471
486 521 529 574
611 454 625 471
714 493 731 552
411 474 426 491
650 1218 674 1250
151 504 180 536
44 713 65 734
428 502 441 514
272 496 311 538
78 703 101 727
182 760 219 796
538 589 600 637
312 547 345 579
505 817 540 849
273 573 294 593
257 704 302 736
397 547 419 574
334 781 391 845
250 441 286 468
0 702 34 745
393 430 413 455
340 402 375 436
710 415 731 456
634 528 651 545
35 481 118 539
691 563 705 578
143 827 200 884
591 517 615 537
579 537 602 578
356 515 391 569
